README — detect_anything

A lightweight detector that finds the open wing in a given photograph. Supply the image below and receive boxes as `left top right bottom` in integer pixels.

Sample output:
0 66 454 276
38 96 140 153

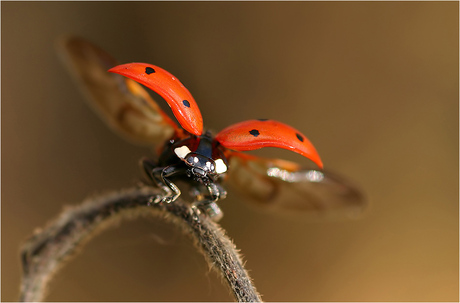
56 36 180 146
226 153 366 219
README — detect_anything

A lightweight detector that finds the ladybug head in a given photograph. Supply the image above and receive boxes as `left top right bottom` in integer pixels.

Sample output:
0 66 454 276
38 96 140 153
173 135 228 185
184 152 217 184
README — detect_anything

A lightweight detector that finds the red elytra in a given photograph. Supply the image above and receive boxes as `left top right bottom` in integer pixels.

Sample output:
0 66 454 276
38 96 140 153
215 119 323 168
109 63 203 136
109 62 323 169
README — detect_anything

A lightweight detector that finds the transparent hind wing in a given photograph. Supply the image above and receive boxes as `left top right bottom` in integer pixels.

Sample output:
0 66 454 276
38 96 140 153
57 36 179 146
226 153 366 218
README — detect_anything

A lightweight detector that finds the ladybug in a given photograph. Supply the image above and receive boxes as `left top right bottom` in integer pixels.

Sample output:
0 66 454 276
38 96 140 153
58 37 365 221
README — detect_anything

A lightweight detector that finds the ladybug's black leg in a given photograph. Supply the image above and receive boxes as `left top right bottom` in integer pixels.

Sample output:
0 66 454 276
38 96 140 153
141 158 185 203
141 158 170 192
192 183 227 221
205 182 224 202
159 165 184 203
150 167 172 194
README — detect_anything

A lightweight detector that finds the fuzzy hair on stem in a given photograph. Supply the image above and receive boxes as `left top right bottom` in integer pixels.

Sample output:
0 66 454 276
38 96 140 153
19 186 262 302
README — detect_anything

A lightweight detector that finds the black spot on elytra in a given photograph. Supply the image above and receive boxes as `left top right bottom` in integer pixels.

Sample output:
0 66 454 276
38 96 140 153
257 118 269 121
182 100 191 108
249 129 260 137
296 133 304 142
145 67 155 75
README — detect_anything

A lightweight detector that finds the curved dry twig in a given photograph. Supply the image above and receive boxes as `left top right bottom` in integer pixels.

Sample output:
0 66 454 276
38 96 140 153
19 186 262 302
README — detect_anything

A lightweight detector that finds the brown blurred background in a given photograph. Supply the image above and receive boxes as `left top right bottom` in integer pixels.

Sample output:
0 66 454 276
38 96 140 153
2 2 458 301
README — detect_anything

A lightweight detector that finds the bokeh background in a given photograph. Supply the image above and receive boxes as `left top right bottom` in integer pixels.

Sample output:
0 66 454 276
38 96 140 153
2 2 458 301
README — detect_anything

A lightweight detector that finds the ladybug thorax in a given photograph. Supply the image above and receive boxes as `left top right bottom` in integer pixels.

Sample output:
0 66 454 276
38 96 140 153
172 132 228 177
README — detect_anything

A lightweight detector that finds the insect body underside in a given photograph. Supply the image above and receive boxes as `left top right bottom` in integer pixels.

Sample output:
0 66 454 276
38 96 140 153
140 132 229 221
142 158 227 221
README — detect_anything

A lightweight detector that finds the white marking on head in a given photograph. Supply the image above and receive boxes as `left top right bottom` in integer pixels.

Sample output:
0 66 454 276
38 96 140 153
215 159 227 174
174 145 191 159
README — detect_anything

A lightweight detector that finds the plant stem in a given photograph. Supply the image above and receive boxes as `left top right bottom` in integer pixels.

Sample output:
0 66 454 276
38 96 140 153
19 186 262 302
